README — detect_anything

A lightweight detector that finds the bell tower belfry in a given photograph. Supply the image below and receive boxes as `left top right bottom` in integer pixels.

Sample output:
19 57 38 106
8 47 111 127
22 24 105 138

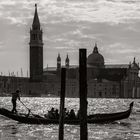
29 4 43 82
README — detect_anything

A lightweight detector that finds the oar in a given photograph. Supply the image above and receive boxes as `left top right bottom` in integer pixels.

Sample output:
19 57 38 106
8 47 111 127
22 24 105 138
19 100 43 119
19 100 32 116
19 100 29 110
19 100 44 124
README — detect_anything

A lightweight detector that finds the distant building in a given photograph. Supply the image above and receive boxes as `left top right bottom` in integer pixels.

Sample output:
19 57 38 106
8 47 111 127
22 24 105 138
0 4 140 98
43 46 140 98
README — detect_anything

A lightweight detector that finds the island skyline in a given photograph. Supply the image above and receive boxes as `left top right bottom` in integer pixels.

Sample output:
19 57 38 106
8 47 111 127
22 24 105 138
0 0 140 76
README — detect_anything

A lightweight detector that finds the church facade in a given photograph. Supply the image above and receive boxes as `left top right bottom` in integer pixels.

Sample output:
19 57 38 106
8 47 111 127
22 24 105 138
27 4 140 98
0 4 140 98
43 46 140 98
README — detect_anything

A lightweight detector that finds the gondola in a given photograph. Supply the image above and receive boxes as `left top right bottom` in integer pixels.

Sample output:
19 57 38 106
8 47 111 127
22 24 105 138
0 102 133 125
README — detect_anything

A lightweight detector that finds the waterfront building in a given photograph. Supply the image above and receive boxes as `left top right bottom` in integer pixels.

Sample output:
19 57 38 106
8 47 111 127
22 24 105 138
0 4 140 98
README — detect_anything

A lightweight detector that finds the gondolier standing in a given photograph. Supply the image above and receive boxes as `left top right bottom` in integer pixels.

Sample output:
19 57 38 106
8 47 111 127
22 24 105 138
11 90 20 113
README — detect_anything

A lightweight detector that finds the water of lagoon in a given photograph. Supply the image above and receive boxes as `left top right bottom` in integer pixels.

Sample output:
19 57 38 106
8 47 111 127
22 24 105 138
0 97 140 140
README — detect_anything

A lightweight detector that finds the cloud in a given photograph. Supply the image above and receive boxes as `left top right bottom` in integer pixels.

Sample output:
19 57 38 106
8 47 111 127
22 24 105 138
0 0 140 72
0 41 5 50
0 0 140 26
37 0 140 25
71 29 96 40
53 46 75 50
102 42 140 64
0 0 16 5
107 43 140 53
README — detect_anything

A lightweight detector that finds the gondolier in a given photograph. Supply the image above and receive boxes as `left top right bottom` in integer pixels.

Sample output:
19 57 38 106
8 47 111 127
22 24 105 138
11 89 20 113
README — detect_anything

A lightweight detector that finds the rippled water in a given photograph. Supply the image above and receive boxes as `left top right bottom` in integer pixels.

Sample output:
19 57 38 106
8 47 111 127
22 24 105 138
0 97 140 140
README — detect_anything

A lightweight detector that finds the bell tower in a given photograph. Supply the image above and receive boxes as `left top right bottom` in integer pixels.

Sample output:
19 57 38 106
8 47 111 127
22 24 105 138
57 53 61 70
65 54 69 68
29 4 43 82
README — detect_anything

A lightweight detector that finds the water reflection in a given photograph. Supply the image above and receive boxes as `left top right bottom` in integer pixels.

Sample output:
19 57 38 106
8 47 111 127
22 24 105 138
0 123 19 140
11 125 17 134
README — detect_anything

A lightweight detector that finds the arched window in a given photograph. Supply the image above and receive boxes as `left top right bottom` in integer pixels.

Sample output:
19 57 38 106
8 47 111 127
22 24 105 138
39 34 42 40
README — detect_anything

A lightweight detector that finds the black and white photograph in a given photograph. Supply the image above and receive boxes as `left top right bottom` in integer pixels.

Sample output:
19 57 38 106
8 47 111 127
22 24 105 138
0 0 140 139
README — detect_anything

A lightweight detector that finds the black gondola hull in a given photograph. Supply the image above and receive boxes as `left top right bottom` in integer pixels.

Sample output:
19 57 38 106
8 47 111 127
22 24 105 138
0 102 133 125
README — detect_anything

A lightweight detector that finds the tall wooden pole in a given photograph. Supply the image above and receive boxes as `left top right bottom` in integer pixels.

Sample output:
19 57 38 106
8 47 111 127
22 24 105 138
59 68 66 140
79 49 88 140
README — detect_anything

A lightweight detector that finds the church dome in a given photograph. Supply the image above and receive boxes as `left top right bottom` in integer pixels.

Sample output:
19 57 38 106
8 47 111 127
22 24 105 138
87 44 104 67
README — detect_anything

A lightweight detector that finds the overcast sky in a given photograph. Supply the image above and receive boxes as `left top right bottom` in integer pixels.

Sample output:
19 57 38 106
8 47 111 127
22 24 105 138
0 0 140 76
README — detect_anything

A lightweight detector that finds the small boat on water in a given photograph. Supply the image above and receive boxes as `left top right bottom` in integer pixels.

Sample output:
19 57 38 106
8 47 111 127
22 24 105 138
0 102 133 125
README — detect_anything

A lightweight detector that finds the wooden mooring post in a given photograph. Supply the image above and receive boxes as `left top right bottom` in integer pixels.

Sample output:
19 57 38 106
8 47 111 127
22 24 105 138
79 49 88 140
59 68 66 140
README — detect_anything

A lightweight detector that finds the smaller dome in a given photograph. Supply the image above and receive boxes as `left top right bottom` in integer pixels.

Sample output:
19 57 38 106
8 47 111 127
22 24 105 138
87 44 104 67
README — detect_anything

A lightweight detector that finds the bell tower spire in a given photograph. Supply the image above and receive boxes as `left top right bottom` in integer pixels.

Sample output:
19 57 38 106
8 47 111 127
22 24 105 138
29 4 43 82
32 4 40 30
